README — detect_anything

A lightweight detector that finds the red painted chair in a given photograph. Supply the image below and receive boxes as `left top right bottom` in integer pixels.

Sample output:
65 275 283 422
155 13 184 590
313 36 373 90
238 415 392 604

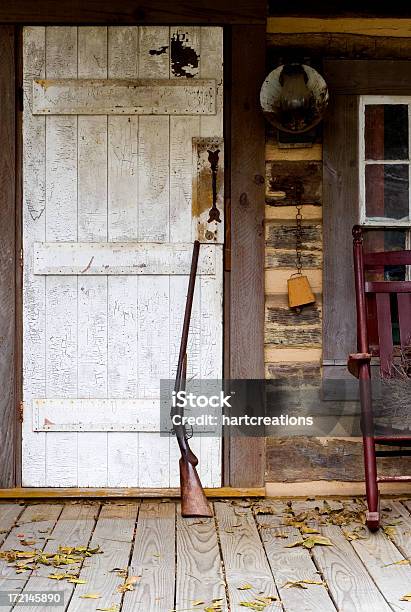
348 225 411 530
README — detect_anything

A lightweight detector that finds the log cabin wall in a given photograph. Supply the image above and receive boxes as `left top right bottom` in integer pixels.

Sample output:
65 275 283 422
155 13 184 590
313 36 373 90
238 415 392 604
264 17 411 484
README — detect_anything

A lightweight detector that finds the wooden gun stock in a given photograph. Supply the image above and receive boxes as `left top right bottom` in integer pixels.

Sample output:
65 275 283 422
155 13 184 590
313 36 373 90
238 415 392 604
172 241 212 518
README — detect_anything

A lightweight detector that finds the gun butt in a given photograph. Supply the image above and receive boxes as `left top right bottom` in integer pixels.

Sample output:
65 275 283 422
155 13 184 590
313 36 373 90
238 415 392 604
179 457 212 518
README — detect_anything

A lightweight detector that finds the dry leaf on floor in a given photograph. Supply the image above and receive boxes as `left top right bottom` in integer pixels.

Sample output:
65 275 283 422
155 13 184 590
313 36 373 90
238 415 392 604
239 600 272 611
79 593 101 599
285 535 333 550
383 559 410 567
401 594 411 601
383 526 397 539
204 601 223 612
96 606 119 612
117 575 141 593
67 577 87 584
342 529 366 541
238 583 253 590
48 573 68 580
255 596 278 603
282 579 324 589
192 600 205 606
110 567 127 578
300 525 320 534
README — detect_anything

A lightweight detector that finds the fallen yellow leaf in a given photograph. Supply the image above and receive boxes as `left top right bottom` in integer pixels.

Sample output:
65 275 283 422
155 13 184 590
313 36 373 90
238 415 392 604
401 594 411 601
384 559 410 567
238 583 253 590
283 579 324 589
79 593 101 599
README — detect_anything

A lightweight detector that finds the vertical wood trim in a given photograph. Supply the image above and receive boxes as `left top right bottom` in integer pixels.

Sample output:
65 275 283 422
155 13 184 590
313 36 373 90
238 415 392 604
323 94 359 362
15 26 23 487
0 26 16 487
228 25 266 487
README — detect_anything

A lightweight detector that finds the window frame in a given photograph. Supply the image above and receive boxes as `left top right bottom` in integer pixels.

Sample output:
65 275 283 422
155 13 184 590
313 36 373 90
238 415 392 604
359 95 411 228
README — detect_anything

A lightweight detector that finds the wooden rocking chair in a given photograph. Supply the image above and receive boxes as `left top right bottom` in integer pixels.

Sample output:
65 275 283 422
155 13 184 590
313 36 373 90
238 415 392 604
348 225 411 530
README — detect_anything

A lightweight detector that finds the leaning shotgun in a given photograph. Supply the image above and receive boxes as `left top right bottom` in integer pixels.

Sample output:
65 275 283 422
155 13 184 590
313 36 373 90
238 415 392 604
171 240 212 517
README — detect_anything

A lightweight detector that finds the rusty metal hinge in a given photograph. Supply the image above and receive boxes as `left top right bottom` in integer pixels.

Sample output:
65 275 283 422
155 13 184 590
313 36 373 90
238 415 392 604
18 401 24 423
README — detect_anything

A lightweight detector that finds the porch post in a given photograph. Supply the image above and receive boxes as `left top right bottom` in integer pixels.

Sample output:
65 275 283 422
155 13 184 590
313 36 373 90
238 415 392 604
228 24 266 487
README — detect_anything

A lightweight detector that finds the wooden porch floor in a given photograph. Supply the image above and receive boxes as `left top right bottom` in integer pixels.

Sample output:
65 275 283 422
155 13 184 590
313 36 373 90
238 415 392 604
1 498 411 611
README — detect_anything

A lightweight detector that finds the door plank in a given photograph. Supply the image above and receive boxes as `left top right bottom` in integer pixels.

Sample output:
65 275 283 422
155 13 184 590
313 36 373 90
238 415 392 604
168 58 203 485
0 504 63 606
176 509 227 608
214 501 281 610
122 501 175 611
67 502 139 611
14 503 98 612
44 27 78 487
106 26 140 488
22 26 47 486
76 26 109 488
168 25 203 487
33 398 161 432
33 78 216 115
256 516 336 612
137 26 171 487
33 242 217 275
197 27 224 488
107 26 139 241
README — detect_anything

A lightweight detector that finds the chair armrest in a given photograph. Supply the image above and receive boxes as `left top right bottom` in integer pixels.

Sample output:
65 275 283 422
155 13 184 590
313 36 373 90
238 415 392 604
347 352 372 379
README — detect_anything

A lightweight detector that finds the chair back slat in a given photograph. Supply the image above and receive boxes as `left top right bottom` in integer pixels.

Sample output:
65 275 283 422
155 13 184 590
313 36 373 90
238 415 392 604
375 293 394 375
398 293 411 347
366 281 411 293
364 250 411 268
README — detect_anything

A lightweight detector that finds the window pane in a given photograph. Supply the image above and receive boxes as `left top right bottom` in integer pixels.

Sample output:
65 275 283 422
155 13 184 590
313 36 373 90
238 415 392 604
365 104 409 160
365 164 409 221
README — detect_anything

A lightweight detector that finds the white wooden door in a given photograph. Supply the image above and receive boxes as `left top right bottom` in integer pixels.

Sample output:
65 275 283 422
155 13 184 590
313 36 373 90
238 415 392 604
22 26 223 487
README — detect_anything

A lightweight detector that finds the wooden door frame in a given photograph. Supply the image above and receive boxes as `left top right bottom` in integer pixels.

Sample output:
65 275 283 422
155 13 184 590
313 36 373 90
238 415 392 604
1 15 267 491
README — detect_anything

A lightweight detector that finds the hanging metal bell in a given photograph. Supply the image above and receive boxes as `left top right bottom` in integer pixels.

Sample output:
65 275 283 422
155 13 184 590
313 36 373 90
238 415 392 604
287 273 316 309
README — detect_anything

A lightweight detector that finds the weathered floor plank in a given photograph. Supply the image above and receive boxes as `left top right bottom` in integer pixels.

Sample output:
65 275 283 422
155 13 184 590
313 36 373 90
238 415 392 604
214 501 282 611
66 502 139 612
176 505 227 610
0 504 25 546
0 504 63 611
122 501 175 612
347 506 411 610
311 524 392 612
383 499 411 559
257 516 336 612
14 503 99 612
